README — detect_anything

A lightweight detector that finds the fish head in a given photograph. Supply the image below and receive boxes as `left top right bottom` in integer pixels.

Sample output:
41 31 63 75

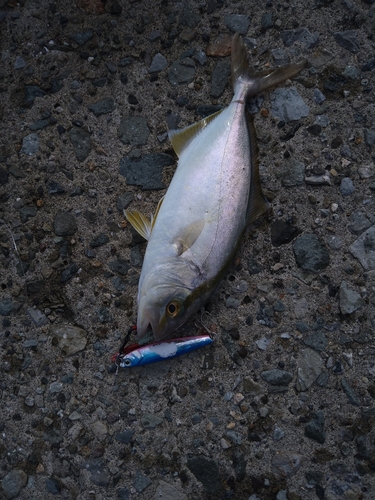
137 258 204 340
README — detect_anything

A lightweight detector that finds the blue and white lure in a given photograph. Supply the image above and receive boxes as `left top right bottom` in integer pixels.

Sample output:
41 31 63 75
113 334 213 368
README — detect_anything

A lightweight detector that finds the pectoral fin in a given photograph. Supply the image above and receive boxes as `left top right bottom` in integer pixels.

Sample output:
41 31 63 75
173 219 205 256
124 210 152 240
125 197 164 240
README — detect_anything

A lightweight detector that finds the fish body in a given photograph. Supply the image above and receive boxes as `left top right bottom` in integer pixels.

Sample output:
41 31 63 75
126 34 305 340
117 335 213 367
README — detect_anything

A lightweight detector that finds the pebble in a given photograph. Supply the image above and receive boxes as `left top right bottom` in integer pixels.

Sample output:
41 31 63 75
211 60 230 98
280 27 319 49
261 369 293 386
341 378 361 406
305 411 326 444
50 324 88 355
24 85 46 107
273 427 285 441
53 211 77 236
133 471 152 493
154 480 188 500
141 413 163 429
339 281 364 314
347 211 371 235
88 98 115 117
349 226 375 270
327 235 343 250
0 298 14 316
1 469 27 499
14 55 26 69
271 48 289 65
293 234 330 273
280 159 305 187
187 455 221 495
168 58 196 85
270 87 310 122
294 298 308 319
20 132 39 155
224 14 250 34
90 233 109 248
339 177 355 196
333 30 360 53
364 128 375 148
313 88 326 104
303 331 328 352
296 348 323 391
45 477 61 494
70 30 94 46
270 219 299 246
118 116 150 146
206 34 232 57
271 452 303 476
149 53 167 73
119 153 174 190
69 127 92 161
115 429 135 444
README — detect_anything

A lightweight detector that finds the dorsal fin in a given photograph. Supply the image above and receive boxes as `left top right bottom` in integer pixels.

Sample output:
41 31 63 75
168 109 223 157
245 106 269 222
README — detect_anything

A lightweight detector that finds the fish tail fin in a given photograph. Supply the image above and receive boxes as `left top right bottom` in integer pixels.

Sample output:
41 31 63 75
231 32 306 99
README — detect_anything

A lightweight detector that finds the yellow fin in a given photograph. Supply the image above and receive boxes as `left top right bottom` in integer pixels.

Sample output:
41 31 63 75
168 109 223 157
173 219 205 256
124 210 152 240
125 196 164 240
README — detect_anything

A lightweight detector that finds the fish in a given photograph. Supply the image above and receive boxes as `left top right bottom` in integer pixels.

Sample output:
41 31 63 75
114 334 213 368
125 33 305 341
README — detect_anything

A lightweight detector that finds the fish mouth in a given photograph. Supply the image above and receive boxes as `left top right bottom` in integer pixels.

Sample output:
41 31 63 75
137 298 161 340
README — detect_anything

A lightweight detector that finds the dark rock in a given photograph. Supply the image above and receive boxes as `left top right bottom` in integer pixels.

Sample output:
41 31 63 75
261 12 273 31
333 31 360 53
69 127 92 161
90 469 110 487
187 455 221 495
45 477 61 495
141 413 163 429
61 263 79 283
178 3 201 28
133 471 151 493
149 53 167 73
97 306 111 323
364 128 375 147
19 205 38 222
280 159 305 186
29 118 50 131
118 116 150 146
232 450 246 482
116 192 134 212
305 411 326 444
108 259 130 276
224 14 250 34
281 28 319 49
48 180 65 195
24 85 46 108
248 255 263 274
89 98 115 117
0 165 8 185
339 177 354 196
1 469 27 498
339 281 365 314
20 133 39 156
341 378 360 406
211 60 230 98
53 211 77 236
70 30 94 46
293 234 330 272
119 153 175 190
362 58 375 72
261 369 293 386
168 58 196 85
271 220 299 247
257 302 276 328
115 430 135 444
90 233 109 248
117 488 130 500
303 331 328 352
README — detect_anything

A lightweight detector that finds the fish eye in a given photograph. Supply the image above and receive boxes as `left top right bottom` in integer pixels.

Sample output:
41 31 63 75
123 358 132 367
166 300 181 318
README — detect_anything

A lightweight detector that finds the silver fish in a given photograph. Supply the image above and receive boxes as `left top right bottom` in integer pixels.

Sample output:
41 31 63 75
126 33 305 341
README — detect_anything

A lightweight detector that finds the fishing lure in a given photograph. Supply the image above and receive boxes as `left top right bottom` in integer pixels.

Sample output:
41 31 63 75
113 334 213 368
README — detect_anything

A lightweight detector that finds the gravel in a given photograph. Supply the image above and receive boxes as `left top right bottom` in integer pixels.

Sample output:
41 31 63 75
1 1 375 499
